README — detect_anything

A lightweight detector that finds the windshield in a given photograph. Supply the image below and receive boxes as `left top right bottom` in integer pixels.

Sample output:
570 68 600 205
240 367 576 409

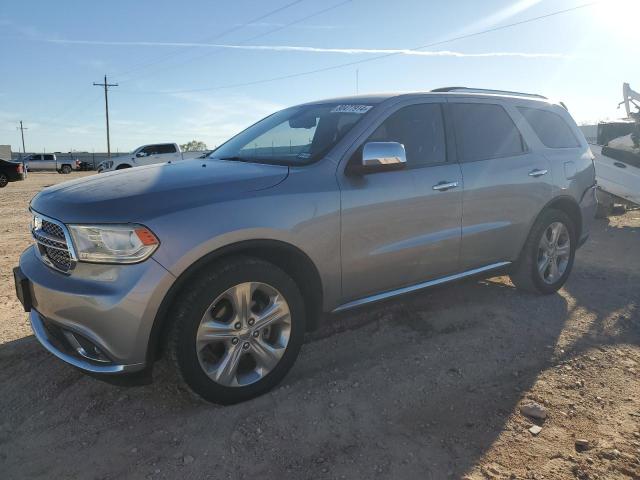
209 103 374 165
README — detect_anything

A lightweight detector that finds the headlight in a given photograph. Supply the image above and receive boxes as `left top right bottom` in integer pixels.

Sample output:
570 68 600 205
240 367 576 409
68 224 159 263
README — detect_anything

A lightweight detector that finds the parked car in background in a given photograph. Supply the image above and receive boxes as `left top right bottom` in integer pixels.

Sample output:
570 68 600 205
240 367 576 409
15 88 596 404
591 144 640 214
24 154 78 174
0 158 26 187
97 143 204 172
76 161 95 171
589 120 640 216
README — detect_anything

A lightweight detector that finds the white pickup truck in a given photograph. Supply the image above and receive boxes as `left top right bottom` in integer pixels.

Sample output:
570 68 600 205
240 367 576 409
97 143 204 172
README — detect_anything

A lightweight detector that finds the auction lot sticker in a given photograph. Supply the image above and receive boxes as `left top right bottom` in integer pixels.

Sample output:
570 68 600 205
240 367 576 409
330 105 373 114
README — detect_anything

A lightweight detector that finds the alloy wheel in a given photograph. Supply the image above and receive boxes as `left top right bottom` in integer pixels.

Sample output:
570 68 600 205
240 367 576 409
537 221 571 284
195 282 291 387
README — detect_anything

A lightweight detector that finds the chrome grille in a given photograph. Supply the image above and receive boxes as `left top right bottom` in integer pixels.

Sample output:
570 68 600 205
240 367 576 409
41 220 65 239
32 214 75 273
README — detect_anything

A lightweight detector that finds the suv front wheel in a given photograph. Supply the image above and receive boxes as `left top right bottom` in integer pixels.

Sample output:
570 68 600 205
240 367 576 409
167 256 305 404
510 209 576 294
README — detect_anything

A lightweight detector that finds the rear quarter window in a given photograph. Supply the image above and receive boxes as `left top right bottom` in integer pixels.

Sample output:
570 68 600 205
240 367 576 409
517 107 580 148
451 103 525 162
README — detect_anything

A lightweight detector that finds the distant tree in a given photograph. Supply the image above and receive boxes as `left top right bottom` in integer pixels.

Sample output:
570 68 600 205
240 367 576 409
180 140 208 152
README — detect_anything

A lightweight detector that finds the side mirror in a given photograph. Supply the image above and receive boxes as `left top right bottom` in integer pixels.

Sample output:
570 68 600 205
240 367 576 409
136 151 147 158
347 142 407 174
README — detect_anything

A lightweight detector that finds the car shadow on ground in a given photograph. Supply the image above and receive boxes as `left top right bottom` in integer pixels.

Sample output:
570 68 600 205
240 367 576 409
558 219 640 360
0 220 637 479
0 276 571 479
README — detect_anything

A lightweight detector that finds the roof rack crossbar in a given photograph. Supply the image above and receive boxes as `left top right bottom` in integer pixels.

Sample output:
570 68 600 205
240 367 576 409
431 87 547 100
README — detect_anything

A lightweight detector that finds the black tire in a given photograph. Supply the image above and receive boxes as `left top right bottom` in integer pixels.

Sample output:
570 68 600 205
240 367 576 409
0 173 8 188
167 256 305 404
509 209 576 294
60 165 72 174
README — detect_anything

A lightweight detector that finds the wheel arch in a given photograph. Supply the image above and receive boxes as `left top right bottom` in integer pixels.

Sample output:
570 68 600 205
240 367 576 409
517 195 582 262
115 163 132 170
542 195 582 239
147 239 324 364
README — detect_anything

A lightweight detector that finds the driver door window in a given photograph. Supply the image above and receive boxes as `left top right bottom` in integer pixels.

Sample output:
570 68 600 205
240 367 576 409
367 103 447 166
140 146 158 156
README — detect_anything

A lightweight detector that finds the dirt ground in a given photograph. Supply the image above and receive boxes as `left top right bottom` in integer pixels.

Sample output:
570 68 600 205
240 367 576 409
0 172 638 480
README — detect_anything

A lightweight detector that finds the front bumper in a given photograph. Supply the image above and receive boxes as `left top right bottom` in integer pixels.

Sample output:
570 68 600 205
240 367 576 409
29 309 140 373
18 246 175 373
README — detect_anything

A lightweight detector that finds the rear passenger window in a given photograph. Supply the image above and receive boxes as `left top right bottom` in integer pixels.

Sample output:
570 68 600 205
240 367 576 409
518 107 580 148
368 103 446 166
156 144 177 154
451 103 525 162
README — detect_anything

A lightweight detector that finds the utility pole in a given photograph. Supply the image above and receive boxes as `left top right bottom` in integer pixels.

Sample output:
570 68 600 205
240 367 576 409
17 121 27 157
93 75 118 159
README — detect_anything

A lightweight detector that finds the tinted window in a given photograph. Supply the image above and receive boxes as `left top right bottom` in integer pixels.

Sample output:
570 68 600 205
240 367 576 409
44 154 54 160
518 107 580 148
140 145 173 155
451 103 525 162
31 155 42 161
368 103 446 166
156 144 177 154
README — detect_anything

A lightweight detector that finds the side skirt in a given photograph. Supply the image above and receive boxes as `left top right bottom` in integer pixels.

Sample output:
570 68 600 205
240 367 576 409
332 261 511 313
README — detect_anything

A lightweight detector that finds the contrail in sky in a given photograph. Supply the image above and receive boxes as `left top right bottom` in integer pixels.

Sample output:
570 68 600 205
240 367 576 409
48 38 569 59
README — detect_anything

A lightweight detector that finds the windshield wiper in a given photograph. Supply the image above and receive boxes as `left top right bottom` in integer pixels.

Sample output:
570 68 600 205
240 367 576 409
215 156 254 162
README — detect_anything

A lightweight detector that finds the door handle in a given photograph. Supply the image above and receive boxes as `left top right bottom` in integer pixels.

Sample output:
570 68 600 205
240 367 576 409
528 168 548 178
432 181 459 191
614 162 627 169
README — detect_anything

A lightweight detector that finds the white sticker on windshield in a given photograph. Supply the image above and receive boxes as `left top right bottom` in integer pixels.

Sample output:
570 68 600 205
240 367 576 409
330 104 373 114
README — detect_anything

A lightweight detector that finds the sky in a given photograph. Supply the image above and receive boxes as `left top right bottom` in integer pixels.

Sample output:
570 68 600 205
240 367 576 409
0 0 639 153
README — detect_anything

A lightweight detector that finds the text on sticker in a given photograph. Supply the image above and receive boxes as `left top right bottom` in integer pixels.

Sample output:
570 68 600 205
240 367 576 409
330 105 373 114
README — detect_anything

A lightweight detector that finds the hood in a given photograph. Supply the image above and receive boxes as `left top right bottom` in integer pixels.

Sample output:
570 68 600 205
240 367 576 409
31 159 289 223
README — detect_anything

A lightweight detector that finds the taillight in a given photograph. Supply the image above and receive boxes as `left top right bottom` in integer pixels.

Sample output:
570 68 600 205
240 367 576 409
16 164 23 174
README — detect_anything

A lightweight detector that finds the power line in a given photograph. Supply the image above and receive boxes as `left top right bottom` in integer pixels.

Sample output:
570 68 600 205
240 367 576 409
116 0 308 81
244 0 350 43
127 1 600 96
119 0 351 83
93 75 118 159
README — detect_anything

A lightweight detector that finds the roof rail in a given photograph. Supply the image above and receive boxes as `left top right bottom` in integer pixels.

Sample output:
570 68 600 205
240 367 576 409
431 87 547 100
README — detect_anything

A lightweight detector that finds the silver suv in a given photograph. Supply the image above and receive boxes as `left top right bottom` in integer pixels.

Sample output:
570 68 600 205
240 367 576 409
14 88 597 404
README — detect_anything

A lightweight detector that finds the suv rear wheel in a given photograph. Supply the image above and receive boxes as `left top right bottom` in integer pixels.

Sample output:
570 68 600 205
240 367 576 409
510 209 576 294
167 256 305 404
60 165 72 174
0 173 8 188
